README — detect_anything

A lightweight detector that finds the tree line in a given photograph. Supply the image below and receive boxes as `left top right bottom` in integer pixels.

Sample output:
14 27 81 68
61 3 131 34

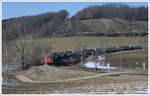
72 4 148 21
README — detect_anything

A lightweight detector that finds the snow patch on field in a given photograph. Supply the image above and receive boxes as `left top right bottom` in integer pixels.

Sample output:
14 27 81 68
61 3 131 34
84 55 118 70
2 76 20 86
85 62 118 69
53 81 148 94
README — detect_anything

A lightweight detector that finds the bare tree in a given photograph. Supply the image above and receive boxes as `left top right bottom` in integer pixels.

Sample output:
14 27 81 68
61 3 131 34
31 44 52 66
31 45 43 66
12 25 33 70
3 26 16 72
3 42 9 72
3 42 13 72
3 26 9 72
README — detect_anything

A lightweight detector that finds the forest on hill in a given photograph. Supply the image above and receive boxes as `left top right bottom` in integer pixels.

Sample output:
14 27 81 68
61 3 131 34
2 4 148 41
72 4 148 21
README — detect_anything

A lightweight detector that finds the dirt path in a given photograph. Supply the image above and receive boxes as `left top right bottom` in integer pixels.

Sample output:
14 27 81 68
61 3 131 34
16 75 34 82
16 72 128 83
15 65 147 83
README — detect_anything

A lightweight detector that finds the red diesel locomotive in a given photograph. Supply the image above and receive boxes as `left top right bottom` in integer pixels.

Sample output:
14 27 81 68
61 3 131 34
45 53 58 64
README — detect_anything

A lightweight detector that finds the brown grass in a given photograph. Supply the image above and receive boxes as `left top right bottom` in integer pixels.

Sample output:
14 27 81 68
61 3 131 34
82 18 148 33
3 72 147 94
33 36 147 52
23 66 96 81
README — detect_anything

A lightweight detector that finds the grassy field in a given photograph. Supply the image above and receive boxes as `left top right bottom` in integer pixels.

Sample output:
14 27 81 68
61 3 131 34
33 36 147 52
23 65 96 81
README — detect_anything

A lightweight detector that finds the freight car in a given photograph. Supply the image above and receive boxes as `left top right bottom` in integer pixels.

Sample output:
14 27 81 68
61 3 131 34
65 51 73 57
105 47 119 53
83 49 95 57
119 45 131 51
95 48 105 55
74 50 82 56
130 45 142 50
57 52 66 58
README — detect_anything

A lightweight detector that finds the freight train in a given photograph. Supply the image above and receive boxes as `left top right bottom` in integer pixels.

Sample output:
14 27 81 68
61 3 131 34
45 45 142 65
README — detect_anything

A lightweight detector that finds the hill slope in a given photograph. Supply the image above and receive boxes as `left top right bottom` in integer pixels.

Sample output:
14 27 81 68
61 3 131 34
2 12 148 41
3 17 148 40
81 18 148 34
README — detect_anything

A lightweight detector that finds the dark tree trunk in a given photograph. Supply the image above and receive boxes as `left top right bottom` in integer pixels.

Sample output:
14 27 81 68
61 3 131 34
21 56 25 70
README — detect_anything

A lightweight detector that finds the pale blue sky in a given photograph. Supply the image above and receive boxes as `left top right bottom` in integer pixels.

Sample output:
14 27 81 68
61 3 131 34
2 2 148 20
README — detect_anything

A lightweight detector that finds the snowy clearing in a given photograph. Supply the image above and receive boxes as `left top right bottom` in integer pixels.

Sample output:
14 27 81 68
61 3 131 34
85 62 118 69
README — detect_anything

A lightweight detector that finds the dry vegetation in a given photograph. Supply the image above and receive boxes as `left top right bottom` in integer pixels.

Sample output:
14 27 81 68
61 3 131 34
2 36 148 94
2 3 148 94
23 65 96 81
33 36 147 52
82 18 148 33
3 72 147 94
55 75 148 94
